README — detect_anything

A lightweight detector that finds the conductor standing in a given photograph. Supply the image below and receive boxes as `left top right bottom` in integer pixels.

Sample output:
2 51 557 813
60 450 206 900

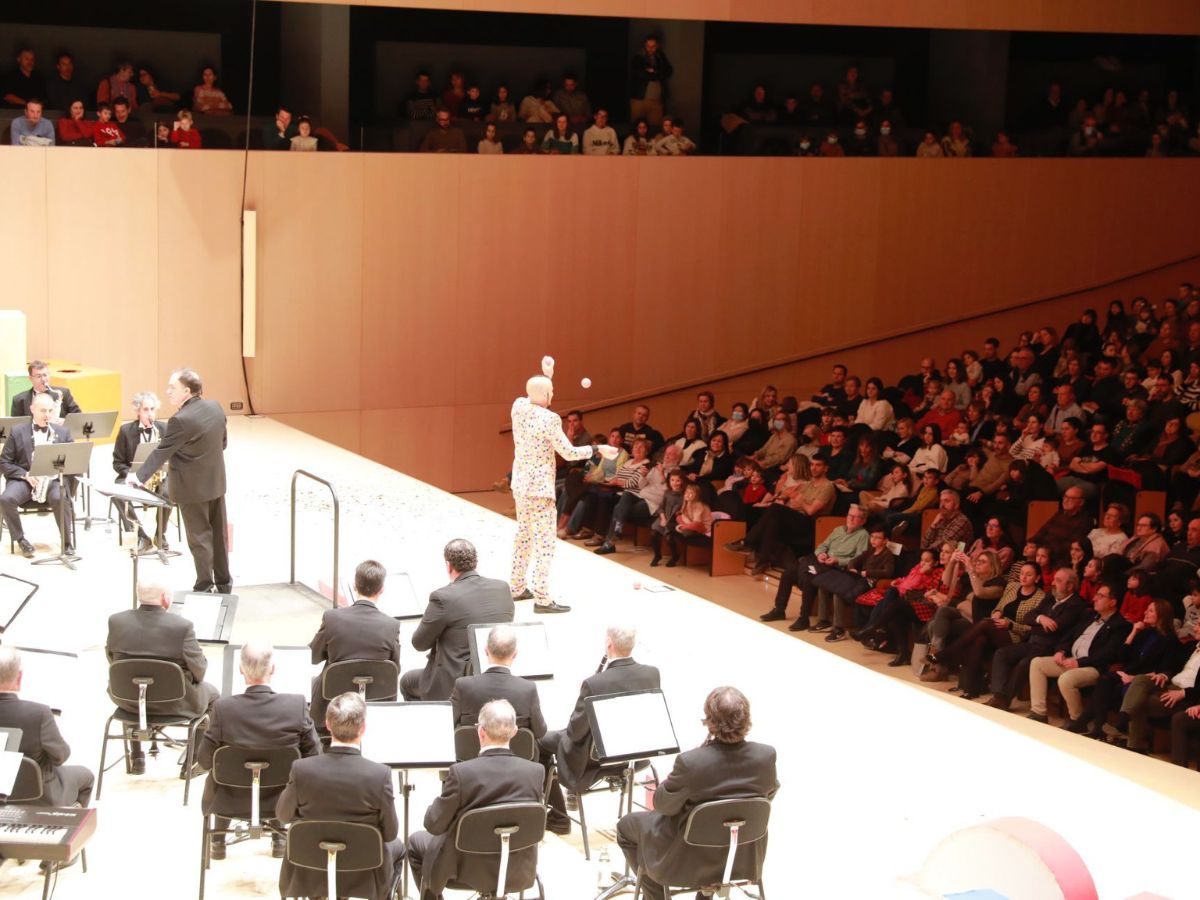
129 368 230 593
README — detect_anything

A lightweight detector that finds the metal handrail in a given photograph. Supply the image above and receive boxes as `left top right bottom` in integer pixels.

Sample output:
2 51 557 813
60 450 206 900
290 470 340 608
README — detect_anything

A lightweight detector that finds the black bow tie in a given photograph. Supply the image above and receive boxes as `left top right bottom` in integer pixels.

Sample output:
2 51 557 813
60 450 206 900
140 427 154 437
34 425 49 434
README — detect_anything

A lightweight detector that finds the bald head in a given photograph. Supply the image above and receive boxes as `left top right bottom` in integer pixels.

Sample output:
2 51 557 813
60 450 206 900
137 582 170 607
239 642 275 684
526 375 553 406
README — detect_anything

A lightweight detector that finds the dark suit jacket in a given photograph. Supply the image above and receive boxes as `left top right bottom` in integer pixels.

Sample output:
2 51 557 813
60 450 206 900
1026 594 1088 653
0 421 73 481
1057 611 1132 668
309 600 401 724
410 571 515 701
197 685 321 817
10 387 80 418
634 740 778 889
112 419 167 481
556 657 661 791
0 692 78 806
135 395 226 504
105 604 215 718
450 666 546 738
420 747 545 895
276 745 399 900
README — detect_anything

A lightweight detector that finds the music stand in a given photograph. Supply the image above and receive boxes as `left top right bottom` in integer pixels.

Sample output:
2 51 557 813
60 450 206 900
337 570 424 620
29 441 92 570
0 574 37 633
0 728 21 752
94 483 173 606
64 410 119 531
221 645 317 697
584 690 680 900
0 416 30 444
467 622 553 680
118 443 179 561
171 591 238 643
360 701 456 899
12 647 80 715
0 750 21 800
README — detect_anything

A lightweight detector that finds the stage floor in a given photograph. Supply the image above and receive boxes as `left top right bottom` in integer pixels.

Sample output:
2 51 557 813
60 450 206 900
2 416 1198 899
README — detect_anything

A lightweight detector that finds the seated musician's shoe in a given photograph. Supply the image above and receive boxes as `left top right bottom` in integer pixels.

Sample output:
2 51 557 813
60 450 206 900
137 533 154 554
208 837 227 861
180 761 208 780
17 538 35 558
825 627 848 642
156 535 170 552
546 815 571 836
810 620 833 633
584 536 605 548
129 754 146 775
1026 712 1049 724
271 834 286 859
749 560 769 576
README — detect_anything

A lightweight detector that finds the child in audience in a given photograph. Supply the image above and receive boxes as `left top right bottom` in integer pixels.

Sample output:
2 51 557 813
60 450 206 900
290 116 318 151
462 84 486 120
1178 586 1200 641
171 110 202 148
513 127 540 154
92 103 125 146
666 482 713 566
155 121 171 146
1035 544 1054 589
488 85 516 123
477 122 504 154
1079 556 1103 602
1120 571 1154 624
649 471 686 567
623 118 653 155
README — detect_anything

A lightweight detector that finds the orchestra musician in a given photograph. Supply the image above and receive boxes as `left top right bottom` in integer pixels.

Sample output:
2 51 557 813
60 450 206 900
112 391 170 553
10 360 81 421
0 392 75 558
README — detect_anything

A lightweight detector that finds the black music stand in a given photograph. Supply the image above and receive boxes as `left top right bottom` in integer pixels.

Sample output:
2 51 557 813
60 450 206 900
29 442 92 570
171 591 238 643
0 416 30 444
360 701 457 900
584 689 680 900
64 410 118 530
0 574 38 634
115 443 180 561
94 483 173 607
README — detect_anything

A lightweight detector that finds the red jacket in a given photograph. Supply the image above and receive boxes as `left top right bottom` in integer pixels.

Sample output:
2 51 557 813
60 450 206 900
92 121 125 146
57 117 93 144
171 127 202 149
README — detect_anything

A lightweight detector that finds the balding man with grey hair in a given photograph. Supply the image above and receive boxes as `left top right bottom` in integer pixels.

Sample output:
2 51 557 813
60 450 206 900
450 624 546 741
112 389 170 552
106 581 219 775
277 692 403 900
198 642 320 860
509 365 619 613
538 624 660 835
0 647 94 808
402 539 514 702
407 698 545 898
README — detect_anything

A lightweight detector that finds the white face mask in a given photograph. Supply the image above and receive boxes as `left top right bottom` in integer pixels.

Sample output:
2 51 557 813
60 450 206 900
799 141 811 150
854 128 866 137
1084 126 1095 136
827 135 838 145
880 126 891 136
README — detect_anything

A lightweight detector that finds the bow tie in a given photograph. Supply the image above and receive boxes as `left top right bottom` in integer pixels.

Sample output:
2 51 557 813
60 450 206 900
140 427 154 437
34 425 49 434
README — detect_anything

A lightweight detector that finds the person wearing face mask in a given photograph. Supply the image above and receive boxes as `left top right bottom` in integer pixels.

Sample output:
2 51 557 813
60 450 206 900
795 133 815 156
819 130 844 157
847 119 874 156
719 402 751 444
876 119 899 156
1069 115 1103 157
734 408 770 457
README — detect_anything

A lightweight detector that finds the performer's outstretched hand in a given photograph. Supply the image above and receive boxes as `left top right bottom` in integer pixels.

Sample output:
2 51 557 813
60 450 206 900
596 444 621 460
541 355 555 378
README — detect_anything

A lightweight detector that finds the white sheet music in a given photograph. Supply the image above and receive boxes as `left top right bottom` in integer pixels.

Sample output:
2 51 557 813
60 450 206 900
172 593 226 642
590 691 678 761
470 622 552 678
0 575 36 631
12 647 79 714
224 646 318 698
0 750 22 796
361 703 456 767
339 571 424 619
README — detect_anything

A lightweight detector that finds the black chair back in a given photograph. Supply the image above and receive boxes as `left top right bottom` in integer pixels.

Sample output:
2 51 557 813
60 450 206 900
3 757 44 803
287 820 383 872
681 797 771 848
453 726 538 763
321 659 399 701
108 658 187 705
454 802 546 855
211 745 300 790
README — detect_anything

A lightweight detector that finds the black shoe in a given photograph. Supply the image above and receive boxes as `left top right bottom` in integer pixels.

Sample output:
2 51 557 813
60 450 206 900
788 618 810 632
271 836 286 859
1026 712 1049 724
209 839 227 861
594 543 616 555
759 609 786 622
534 600 571 614
749 561 768 576
723 540 746 553
1062 717 1089 734
810 620 833 633
137 533 154 553
129 754 146 775
649 556 661 567
512 589 534 601
825 627 847 642
665 557 679 568
180 761 208 780
64 542 76 556
546 817 571 836
157 535 171 552
987 694 1011 711
887 653 911 667
17 538 35 558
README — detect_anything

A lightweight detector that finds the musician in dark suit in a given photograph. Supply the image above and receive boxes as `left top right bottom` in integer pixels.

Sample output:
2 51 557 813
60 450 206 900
9 359 81 420
112 391 170 553
197 642 321 860
127 368 230 593
617 687 779 900
450 625 546 737
276 692 404 900
407 699 545 900
400 539 515 702
1 392 75 558
0 648 94 807
538 625 661 835
105 582 220 774
309 559 402 729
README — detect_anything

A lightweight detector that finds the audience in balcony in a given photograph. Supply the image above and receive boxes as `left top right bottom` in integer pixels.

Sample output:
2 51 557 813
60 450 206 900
2 47 46 108
192 66 232 115
10 98 54 146
45 52 77 113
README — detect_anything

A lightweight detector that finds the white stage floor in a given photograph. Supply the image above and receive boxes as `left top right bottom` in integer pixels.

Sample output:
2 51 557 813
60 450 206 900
2 416 1198 899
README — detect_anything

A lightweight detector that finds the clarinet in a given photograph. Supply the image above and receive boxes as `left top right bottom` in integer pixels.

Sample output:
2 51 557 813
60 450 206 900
595 655 608 674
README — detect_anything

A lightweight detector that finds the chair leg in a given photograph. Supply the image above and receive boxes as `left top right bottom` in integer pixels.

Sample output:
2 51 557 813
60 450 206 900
182 719 203 806
199 815 209 900
80 849 87 874
95 714 118 801
578 794 590 861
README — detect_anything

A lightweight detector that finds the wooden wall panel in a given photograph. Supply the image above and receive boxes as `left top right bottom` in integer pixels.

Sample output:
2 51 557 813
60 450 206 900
360 406 455 487
270 410 363 453
0 149 48 361
44 149 159 399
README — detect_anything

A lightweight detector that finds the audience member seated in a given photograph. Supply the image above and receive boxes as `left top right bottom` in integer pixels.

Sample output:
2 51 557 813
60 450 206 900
1029 487 1092 564
732 455 836 576
574 440 652 545
519 80 559 124
401 539 514 701
919 489 973 550
655 119 695 156
170 109 202 149
450 626 546 737
192 66 233 115
837 65 872 124
623 117 653 155
941 121 973 157
2 47 46 108
1114 619 1200 759
106 581 220 775
136 65 181 111
910 423 949 475
921 550 1006 679
1086 598 1180 738
488 84 516 123
45 51 78 114
513 127 541 154
916 131 944 157
538 624 660 835
616 687 778 900
581 108 619 155
276 692 404 900
96 61 137 110
553 74 591 130
0 647 94 809
541 113 579 154
290 116 318 151
438 70 466 118
594 446 683 556
404 71 438 121
662 482 713 565
419 109 467 153
198 642 320 860
615 404 665 454
113 98 147 147
10 98 54 146
57 99 92 146
477 121 504 154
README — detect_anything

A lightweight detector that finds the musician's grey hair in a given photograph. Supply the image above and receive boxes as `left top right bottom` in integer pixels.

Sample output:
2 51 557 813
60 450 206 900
131 391 160 411
239 642 274 683
478 699 517 743
0 647 20 689
443 539 477 574
326 692 366 743
136 582 169 606
30 392 54 410
486 625 517 663
607 624 637 657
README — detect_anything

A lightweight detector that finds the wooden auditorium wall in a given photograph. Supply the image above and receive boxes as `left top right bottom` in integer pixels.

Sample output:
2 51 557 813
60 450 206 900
273 0 1200 36
4 147 1200 493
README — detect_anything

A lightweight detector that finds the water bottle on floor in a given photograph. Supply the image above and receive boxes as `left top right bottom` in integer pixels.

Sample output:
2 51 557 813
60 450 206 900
597 846 611 888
